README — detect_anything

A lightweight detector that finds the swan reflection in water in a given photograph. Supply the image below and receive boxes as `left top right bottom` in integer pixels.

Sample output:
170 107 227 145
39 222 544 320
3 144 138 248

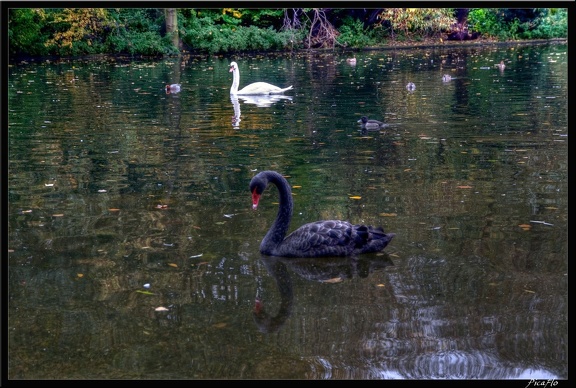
230 95 293 128
253 254 394 333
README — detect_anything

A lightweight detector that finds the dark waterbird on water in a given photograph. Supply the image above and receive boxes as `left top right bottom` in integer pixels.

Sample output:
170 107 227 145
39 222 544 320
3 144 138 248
165 84 181 94
357 116 388 130
249 170 395 258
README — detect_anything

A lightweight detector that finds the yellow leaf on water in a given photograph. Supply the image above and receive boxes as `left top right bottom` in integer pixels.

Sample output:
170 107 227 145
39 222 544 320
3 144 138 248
376 284 385 287
457 185 472 189
168 263 178 268
77 273 84 278
292 185 302 189
322 277 343 283
349 196 362 200
379 212 397 217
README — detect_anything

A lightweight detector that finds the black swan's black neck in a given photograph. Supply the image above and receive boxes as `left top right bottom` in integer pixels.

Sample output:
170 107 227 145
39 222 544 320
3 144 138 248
259 171 293 252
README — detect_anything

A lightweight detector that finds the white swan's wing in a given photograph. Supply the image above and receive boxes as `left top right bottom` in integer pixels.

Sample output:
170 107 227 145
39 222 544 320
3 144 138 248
237 82 293 95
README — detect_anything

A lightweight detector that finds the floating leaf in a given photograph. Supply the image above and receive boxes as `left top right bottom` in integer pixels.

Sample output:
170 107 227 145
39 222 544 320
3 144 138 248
137 290 155 295
155 306 169 311
190 253 203 258
457 185 473 189
322 277 343 283
376 283 385 287
213 322 227 328
349 196 362 200
52 214 64 217
292 185 302 189
379 212 397 217
518 224 531 230
77 273 84 278
108 208 121 212
168 263 178 268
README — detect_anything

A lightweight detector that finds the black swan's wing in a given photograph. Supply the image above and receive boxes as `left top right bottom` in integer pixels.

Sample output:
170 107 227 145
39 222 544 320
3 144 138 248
276 220 395 258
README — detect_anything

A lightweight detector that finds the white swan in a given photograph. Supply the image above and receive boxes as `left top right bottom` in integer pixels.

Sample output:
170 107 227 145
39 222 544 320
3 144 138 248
229 61 293 95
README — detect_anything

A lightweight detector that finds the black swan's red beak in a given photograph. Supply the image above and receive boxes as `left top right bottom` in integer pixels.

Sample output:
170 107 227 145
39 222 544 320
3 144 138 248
252 191 261 210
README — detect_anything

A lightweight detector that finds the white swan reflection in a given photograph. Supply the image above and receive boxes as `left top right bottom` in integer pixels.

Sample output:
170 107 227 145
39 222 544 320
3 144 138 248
239 94 293 107
230 94 293 128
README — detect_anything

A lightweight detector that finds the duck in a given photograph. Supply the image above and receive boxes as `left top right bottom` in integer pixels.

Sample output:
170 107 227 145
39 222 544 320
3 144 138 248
346 57 357 65
165 84 181 94
496 60 506 71
406 82 416 91
442 74 452 82
229 61 293 95
357 116 387 130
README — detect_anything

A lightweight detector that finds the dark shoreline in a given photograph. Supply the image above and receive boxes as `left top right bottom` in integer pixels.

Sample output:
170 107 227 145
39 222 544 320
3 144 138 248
8 38 567 64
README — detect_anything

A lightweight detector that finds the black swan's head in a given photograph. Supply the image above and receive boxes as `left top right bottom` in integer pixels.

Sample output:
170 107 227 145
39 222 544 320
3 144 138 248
250 173 268 210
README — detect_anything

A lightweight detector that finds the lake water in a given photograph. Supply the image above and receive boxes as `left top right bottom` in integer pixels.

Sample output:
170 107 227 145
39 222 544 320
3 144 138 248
7 42 568 379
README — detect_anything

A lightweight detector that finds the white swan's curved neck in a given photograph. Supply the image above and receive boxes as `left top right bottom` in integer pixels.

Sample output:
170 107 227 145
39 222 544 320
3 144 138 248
231 66 240 94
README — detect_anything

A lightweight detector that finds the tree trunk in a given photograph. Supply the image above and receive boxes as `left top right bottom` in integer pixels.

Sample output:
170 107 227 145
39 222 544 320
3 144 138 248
164 8 179 49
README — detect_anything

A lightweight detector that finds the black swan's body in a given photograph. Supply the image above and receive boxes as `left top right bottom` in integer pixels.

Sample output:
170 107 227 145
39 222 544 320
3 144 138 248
249 170 395 258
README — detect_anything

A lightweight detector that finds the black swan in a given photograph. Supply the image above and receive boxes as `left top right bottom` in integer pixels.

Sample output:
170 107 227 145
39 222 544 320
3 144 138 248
249 170 395 258
229 61 293 95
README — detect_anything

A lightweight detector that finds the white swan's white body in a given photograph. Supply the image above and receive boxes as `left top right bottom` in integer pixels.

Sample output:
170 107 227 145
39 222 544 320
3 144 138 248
229 61 293 95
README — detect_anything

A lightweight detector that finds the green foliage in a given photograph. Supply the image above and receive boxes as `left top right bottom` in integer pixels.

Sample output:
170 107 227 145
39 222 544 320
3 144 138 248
106 9 176 55
181 11 299 54
467 8 497 36
8 9 51 56
468 8 567 41
238 9 285 29
337 17 376 48
519 8 567 39
7 8 568 58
